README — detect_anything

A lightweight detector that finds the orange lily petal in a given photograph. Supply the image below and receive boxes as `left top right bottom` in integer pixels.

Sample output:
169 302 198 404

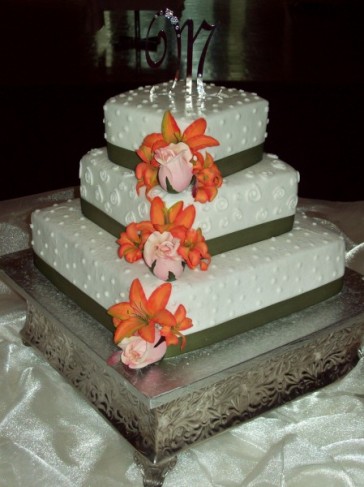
114 317 143 343
108 302 134 321
154 308 176 328
138 322 156 343
187 248 201 268
200 258 210 271
150 197 166 226
174 205 196 229
182 117 206 139
122 248 143 263
162 332 180 347
187 135 220 152
161 111 181 143
148 282 172 314
129 279 148 312
174 304 187 322
151 138 168 152
169 225 187 241
136 133 163 163
193 188 209 204
167 200 184 224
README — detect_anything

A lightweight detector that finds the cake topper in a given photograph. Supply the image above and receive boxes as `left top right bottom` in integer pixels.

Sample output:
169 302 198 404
145 8 216 97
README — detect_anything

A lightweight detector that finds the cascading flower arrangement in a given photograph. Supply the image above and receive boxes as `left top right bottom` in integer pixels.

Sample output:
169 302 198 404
118 196 211 281
107 278 193 369
135 111 222 202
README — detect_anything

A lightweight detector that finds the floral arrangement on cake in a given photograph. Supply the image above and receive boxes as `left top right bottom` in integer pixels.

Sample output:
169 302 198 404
107 278 193 369
135 111 222 202
118 196 210 281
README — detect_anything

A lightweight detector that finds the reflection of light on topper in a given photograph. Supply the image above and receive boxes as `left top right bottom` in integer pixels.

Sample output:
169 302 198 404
145 8 216 97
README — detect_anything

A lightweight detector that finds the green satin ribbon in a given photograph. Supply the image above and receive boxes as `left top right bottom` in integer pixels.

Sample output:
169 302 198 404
81 198 295 256
34 254 344 359
106 142 264 177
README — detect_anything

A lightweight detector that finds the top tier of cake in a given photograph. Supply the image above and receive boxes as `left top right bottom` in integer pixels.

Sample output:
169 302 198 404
103 81 268 166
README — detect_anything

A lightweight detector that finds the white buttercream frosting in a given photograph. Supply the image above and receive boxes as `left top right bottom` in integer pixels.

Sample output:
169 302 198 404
80 148 299 239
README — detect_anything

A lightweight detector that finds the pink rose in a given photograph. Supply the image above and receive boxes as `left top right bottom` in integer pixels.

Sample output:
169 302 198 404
154 142 193 192
143 231 184 281
108 330 167 369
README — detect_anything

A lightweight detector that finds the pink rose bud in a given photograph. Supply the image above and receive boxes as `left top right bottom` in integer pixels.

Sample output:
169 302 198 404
117 330 167 369
143 231 184 281
154 142 194 193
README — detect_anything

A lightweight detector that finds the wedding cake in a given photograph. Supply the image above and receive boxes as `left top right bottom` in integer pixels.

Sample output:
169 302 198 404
30 80 345 369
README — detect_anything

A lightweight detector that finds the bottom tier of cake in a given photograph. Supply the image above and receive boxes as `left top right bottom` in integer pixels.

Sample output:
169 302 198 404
31 199 346 356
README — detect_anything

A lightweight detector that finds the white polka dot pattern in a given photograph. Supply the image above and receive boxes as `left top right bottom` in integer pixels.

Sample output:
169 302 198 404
103 82 268 161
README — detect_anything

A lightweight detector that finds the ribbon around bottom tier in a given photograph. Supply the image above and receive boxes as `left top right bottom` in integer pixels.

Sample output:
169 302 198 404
80 198 295 256
33 254 344 359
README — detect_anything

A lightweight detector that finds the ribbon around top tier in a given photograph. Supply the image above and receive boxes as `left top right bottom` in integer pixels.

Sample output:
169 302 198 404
107 142 264 177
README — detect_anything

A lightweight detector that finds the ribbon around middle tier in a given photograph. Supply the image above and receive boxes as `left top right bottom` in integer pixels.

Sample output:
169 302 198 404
106 142 264 177
80 198 294 257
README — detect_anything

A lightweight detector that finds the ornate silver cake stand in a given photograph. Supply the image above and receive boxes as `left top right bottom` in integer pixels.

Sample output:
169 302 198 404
1 249 364 487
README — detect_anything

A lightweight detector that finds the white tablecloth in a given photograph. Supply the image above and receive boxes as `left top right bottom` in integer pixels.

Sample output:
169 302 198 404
1 189 364 487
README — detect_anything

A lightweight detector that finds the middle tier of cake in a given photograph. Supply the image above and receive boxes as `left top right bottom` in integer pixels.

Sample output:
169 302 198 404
31 200 345 357
79 148 299 254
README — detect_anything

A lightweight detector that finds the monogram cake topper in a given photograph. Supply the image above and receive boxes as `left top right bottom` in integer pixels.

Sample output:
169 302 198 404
145 8 216 97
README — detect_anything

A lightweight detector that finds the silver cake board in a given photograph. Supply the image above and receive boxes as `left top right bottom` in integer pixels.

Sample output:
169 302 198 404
1 249 364 487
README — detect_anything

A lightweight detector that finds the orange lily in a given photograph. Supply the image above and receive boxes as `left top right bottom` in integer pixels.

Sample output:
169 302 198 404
192 152 223 203
178 227 211 271
108 279 176 344
117 198 200 264
136 133 165 163
160 304 193 349
135 161 159 196
150 197 196 235
135 133 165 195
162 111 219 153
117 221 154 262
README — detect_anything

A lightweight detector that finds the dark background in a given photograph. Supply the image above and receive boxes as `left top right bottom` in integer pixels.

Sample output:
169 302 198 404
1 0 363 201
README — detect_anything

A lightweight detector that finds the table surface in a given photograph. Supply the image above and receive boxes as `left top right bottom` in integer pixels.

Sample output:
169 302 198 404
1 188 364 487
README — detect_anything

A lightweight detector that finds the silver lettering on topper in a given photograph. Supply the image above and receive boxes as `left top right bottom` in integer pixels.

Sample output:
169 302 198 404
145 9 216 96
